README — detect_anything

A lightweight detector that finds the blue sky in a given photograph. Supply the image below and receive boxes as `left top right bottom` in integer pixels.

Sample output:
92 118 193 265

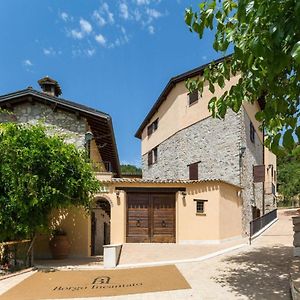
0 0 221 166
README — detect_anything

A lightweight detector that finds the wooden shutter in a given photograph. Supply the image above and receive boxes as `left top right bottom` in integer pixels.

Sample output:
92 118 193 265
253 165 265 182
148 151 153 166
189 163 198 180
147 124 152 136
189 90 199 105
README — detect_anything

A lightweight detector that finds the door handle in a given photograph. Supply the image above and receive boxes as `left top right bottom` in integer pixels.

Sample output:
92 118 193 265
136 219 141 227
162 220 166 227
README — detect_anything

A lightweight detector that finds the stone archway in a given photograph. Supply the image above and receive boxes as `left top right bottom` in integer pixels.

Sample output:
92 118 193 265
91 197 111 256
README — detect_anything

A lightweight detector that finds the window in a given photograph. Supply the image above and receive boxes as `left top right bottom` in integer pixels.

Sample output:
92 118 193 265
147 119 159 136
147 147 158 166
194 199 207 214
189 162 198 180
250 122 255 143
188 90 199 106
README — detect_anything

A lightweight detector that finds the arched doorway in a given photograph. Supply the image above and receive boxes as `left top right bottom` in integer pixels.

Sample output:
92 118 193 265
91 198 111 256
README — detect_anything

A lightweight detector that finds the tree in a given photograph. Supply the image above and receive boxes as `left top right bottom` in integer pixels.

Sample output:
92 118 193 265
0 123 100 241
185 0 300 154
121 164 142 175
277 146 300 204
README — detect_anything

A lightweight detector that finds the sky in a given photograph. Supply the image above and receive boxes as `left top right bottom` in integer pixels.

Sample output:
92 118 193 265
0 0 221 166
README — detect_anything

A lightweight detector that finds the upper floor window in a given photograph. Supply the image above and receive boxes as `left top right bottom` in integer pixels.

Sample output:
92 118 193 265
188 90 199 106
148 147 158 166
147 118 159 136
189 162 199 180
250 122 255 143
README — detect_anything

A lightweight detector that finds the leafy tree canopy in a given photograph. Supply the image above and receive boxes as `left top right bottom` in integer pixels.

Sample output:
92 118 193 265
121 164 142 175
277 146 300 201
0 123 100 241
185 0 300 154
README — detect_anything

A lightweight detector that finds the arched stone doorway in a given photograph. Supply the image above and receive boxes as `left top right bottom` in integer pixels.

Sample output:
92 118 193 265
91 198 111 256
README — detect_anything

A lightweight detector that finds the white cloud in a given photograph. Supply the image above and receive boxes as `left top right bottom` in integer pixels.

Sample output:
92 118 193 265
202 55 207 60
95 34 106 46
146 8 162 19
60 12 69 22
102 2 115 24
119 2 129 20
70 29 84 39
23 59 33 67
80 18 92 34
93 11 106 26
148 25 155 34
43 47 60 56
136 0 150 4
86 48 96 56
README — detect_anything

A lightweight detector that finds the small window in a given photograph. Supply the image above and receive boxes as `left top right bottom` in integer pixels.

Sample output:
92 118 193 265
250 122 255 143
188 90 199 106
148 147 158 166
194 199 207 214
189 162 198 180
147 119 159 136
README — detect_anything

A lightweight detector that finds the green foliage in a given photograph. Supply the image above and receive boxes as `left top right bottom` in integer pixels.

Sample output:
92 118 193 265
0 123 100 241
277 145 300 201
121 164 142 175
185 0 300 153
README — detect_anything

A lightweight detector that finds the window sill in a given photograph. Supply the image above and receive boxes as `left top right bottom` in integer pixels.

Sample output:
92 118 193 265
196 213 206 216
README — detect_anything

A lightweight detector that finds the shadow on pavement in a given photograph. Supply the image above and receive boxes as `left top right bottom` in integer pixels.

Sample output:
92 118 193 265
213 245 293 300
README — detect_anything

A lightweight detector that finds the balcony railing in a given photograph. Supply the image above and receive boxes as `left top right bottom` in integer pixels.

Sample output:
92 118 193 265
249 209 277 244
90 161 112 173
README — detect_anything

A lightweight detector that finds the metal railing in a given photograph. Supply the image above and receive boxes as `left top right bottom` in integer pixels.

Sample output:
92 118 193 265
0 239 34 276
249 209 277 244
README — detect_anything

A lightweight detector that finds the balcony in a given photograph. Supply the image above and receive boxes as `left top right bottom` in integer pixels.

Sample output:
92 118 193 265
90 161 114 181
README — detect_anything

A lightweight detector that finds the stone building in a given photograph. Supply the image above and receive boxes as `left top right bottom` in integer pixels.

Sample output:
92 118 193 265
135 58 277 234
0 77 120 257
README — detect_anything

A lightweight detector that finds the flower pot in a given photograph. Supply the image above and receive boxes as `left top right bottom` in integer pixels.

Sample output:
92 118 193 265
49 235 71 259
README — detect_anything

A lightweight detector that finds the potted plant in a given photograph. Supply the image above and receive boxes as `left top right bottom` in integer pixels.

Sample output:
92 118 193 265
49 229 70 259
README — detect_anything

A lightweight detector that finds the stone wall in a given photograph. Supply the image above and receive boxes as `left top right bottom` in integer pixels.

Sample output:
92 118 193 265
142 109 241 186
142 107 265 235
240 109 264 234
0 102 87 149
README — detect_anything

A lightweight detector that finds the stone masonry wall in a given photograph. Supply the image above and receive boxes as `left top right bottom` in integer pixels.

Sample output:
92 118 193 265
240 108 264 234
142 109 242 186
0 102 87 149
142 107 265 235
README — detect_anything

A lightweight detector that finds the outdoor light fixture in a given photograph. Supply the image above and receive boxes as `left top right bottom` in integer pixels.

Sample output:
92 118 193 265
84 131 94 144
84 131 94 159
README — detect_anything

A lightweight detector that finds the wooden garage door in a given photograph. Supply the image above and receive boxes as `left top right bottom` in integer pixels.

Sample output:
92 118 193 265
127 193 175 243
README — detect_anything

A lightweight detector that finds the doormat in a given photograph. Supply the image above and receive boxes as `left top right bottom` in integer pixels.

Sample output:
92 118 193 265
0 265 191 299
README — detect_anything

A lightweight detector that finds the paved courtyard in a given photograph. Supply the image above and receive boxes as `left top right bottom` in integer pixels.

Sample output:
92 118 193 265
0 209 295 299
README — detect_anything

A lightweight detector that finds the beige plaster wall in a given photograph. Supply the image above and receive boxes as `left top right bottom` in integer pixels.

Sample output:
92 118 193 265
141 75 240 155
219 183 242 239
177 182 221 242
34 206 90 258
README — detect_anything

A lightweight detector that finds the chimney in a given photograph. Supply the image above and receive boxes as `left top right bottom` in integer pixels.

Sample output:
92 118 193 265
38 76 62 97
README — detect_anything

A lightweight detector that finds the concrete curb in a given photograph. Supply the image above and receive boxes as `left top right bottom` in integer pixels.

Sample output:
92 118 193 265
117 243 248 269
0 267 34 281
291 278 300 300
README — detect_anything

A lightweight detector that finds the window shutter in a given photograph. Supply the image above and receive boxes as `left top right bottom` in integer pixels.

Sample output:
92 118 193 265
147 125 152 136
253 165 265 182
189 163 198 180
189 90 199 105
148 151 153 166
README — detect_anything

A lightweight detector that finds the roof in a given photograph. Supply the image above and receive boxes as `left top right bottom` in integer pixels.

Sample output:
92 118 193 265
98 177 242 189
0 88 121 176
135 55 233 139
